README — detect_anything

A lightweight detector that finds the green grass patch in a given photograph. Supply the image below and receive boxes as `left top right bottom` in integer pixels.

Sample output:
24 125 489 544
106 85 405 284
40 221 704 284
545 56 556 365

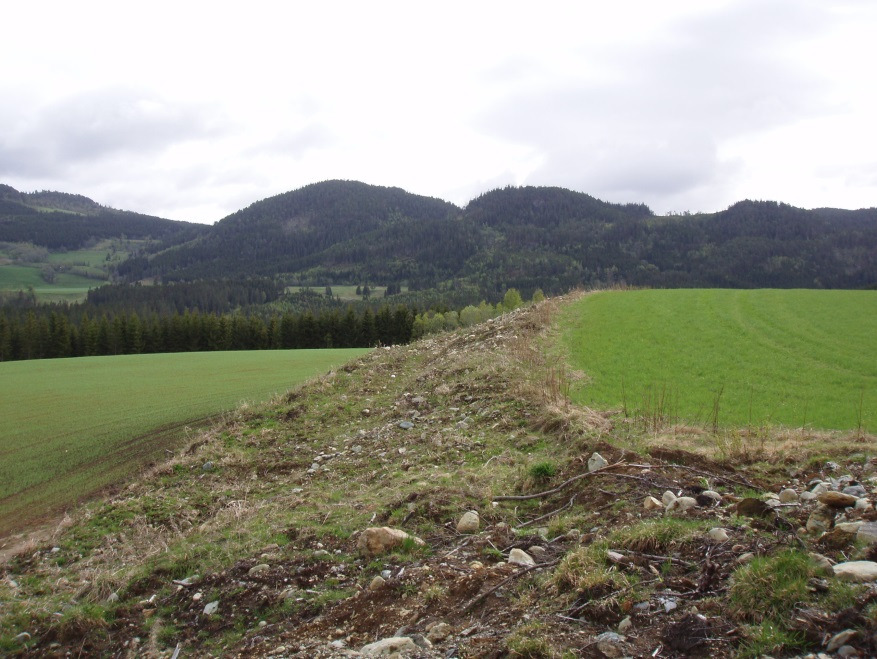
0 264 102 302
562 289 877 431
0 348 368 534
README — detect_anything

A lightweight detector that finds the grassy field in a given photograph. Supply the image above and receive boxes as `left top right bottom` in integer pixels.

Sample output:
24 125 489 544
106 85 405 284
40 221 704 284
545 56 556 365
0 348 368 535
0 239 140 302
0 265 101 302
562 289 876 432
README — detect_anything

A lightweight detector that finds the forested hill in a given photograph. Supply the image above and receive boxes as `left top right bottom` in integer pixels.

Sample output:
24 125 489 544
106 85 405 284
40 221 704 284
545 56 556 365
118 180 461 283
0 184 206 250
4 180 876 294
122 181 877 293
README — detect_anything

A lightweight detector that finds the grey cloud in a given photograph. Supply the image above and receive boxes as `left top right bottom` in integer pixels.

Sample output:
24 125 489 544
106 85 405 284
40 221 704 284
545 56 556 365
477 0 836 209
0 87 220 177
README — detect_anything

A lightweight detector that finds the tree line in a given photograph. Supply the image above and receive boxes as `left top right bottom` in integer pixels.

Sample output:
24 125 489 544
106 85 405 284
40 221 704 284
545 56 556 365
0 305 415 362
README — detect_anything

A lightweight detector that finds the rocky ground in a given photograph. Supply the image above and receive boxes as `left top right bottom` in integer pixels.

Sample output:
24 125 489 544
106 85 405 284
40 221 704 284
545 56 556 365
2 295 877 658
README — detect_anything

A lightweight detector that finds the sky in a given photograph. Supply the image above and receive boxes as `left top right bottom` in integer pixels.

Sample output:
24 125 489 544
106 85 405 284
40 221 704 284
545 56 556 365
1 0 875 224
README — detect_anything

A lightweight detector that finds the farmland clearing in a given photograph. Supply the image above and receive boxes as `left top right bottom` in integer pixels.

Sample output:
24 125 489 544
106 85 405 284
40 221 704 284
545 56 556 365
0 348 368 536
562 289 876 432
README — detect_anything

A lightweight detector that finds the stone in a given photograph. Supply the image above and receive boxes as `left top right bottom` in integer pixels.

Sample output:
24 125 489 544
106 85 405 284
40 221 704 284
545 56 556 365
708 527 729 542
595 631 626 658
837 645 860 658
662 490 678 506
700 490 723 503
806 507 834 535
398 421 414 430
15 632 31 643
360 636 417 656
456 511 480 534
826 629 858 652
857 521 877 544
369 576 386 590
617 616 633 634
588 452 608 472
779 488 799 503
529 545 547 558
643 496 663 510
202 461 214 471
203 600 219 615
508 548 536 566
818 491 858 508
833 561 877 582
248 563 270 576
843 484 868 498
809 552 833 572
357 527 424 556
799 491 818 502
736 552 755 564
666 496 697 513
836 521 863 533
427 622 452 643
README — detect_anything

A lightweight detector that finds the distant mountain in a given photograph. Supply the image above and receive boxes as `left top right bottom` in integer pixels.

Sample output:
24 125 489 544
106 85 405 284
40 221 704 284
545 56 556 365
0 184 207 250
5 180 876 296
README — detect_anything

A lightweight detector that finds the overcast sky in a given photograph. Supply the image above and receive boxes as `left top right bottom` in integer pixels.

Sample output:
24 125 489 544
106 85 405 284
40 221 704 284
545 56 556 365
1 0 875 224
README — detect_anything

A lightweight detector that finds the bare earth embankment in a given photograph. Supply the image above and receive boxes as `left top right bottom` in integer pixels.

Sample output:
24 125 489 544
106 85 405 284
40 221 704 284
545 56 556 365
2 295 876 657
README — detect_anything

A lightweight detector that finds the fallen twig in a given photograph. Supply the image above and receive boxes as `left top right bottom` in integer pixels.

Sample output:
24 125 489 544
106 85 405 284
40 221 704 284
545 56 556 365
493 462 628 501
518 494 578 528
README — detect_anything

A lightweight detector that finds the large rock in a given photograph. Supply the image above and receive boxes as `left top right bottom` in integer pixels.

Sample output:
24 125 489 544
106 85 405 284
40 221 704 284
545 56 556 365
588 452 608 472
360 636 417 656
508 548 536 566
778 488 799 503
666 496 697 514
857 521 877 544
819 491 859 508
806 506 834 535
833 561 877 582
357 527 424 556
456 511 480 534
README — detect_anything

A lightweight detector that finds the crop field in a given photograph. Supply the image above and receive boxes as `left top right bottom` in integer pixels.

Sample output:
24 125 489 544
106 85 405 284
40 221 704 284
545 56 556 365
562 289 876 432
0 348 368 535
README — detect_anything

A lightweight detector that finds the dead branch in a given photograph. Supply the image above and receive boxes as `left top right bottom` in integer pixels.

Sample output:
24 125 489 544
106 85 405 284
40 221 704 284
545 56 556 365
518 494 578 528
493 462 628 501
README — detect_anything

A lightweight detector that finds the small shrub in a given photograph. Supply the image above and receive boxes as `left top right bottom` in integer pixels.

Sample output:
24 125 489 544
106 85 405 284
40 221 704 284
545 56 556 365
529 461 557 482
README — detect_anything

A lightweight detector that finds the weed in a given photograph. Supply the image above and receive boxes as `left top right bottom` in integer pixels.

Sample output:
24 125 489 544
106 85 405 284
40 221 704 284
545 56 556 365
505 621 557 658
729 549 817 622
528 461 557 482
736 621 806 659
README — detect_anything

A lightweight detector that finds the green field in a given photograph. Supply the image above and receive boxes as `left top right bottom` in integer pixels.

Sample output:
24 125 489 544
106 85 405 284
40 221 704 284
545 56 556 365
0 348 368 534
0 265 101 302
0 239 141 302
562 289 876 432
